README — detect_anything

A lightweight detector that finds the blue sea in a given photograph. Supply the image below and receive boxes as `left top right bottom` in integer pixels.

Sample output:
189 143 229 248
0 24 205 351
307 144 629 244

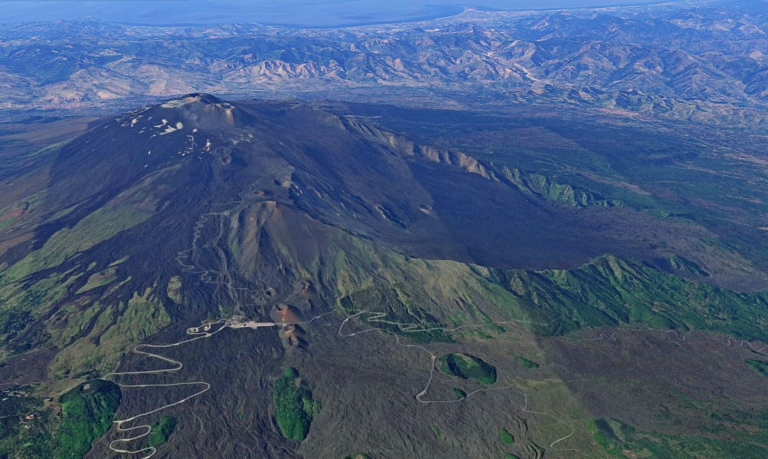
0 0 673 26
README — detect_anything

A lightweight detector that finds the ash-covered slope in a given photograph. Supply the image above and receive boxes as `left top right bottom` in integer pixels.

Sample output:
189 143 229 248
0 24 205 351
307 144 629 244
26 92 643 276
41 93 460 255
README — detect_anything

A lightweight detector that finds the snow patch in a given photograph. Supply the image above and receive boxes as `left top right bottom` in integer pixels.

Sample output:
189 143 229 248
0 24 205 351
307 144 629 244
159 125 179 135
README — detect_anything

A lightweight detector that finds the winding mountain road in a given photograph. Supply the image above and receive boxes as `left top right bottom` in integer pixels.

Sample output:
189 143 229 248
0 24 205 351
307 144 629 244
104 317 276 458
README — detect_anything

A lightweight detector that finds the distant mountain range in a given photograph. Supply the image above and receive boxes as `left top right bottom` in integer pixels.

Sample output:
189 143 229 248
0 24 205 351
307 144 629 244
1 1 768 126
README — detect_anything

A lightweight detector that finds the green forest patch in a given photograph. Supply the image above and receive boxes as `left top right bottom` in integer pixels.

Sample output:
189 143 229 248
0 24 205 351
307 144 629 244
745 359 768 378
148 416 177 448
515 356 540 369
56 380 122 459
0 378 121 458
452 388 467 399
273 367 314 441
499 428 515 445
0 392 51 457
438 353 497 385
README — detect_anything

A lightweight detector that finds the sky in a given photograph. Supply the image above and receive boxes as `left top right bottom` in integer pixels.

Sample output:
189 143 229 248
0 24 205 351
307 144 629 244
0 0 671 27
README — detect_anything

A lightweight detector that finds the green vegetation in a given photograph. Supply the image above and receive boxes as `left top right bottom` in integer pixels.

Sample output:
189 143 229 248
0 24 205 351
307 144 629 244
0 307 47 352
588 419 626 457
148 416 177 448
0 204 151 287
501 166 621 208
49 288 171 381
504 454 520 459
0 393 54 457
339 285 451 343
499 255 768 342
629 433 768 458
438 353 497 385
515 356 540 369
167 276 183 303
75 268 117 294
0 276 69 354
55 380 121 459
344 454 371 459
0 198 162 381
499 428 515 445
745 359 768 378
0 214 19 231
273 367 313 441
1 382 123 458
335 245 768 353
588 416 768 458
452 388 467 399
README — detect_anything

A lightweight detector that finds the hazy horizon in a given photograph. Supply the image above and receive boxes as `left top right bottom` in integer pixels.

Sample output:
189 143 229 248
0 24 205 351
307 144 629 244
1 0 676 27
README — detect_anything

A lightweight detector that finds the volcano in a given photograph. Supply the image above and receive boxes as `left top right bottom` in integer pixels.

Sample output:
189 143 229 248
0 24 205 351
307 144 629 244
3 93 659 323
3 94 768 458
